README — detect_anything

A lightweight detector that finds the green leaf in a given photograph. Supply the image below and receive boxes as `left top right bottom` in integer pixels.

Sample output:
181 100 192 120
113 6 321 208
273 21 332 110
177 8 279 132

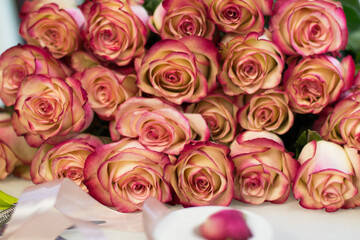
143 0 162 15
293 130 322 159
0 190 17 210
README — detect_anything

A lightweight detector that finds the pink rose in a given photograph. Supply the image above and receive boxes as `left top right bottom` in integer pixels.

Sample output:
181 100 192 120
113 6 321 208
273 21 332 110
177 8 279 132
186 93 239 143
316 94 360 150
218 32 284 95
293 140 358 212
20 3 81 58
136 36 219 104
205 0 264 35
80 0 147 66
0 44 69 106
164 141 234 207
110 97 209 155
270 0 348 56
343 146 360 209
284 55 345 114
78 65 139 121
0 112 38 166
83 138 172 212
238 88 294 135
230 131 299 204
149 0 216 40
30 134 103 191
12 74 93 147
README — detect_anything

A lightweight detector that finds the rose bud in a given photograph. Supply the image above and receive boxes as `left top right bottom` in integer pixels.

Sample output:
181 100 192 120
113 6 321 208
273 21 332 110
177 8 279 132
136 36 219 105
218 32 284 96
164 141 234 207
293 140 358 212
80 0 147 66
149 0 215 40
230 131 299 204
0 112 38 166
77 65 139 121
83 138 172 212
20 3 81 59
204 0 264 35
12 74 94 147
30 134 103 191
284 55 345 114
186 93 239 143
0 44 69 106
270 0 347 56
110 97 209 155
199 209 252 240
238 88 294 135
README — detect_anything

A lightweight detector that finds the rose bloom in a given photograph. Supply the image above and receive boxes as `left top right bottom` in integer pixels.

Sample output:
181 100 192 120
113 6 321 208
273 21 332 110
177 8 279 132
149 0 215 40
218 32 284 95
0 113 38 179
80 0 147 66
110 97 209 155
238 88 294 135
186 93 239 143
283 55 346 114
293 140 358 212
136 36 219 104
316 93 360 150
0 44 69 106
20 3 81 59
78 65 138 121
30 134 103 191
164 141 234 207
0 112 38 166
270 0 347 56
230 131 299 204
83 138 172 212
204 0 264 35
12 74 93 148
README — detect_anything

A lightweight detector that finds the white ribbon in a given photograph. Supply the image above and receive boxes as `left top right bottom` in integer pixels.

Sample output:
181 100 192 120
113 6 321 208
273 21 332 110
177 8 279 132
2 178 143 239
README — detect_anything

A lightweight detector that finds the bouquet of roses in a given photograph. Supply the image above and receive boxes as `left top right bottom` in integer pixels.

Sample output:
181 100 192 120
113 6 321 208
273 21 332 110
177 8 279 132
1 0 360 214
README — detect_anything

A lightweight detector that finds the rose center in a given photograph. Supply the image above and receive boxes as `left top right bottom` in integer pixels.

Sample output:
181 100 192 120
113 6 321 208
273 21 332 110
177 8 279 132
223 6 240 21
164 71 181 84
180 20 196 35
194 175 210 192
95 84 111 104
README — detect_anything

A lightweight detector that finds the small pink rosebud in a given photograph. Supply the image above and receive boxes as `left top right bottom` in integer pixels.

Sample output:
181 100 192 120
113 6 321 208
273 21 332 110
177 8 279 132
199 209 252 240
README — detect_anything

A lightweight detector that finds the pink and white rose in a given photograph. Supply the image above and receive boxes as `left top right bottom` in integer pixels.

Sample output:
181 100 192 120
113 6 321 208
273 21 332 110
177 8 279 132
136 36 219 104
20 3 81 59
186 93 239 143
0 44 69 106
238 88 294 135
149 0 216 40
218 32 284 95
30 134 103 191
293 140 358 212
270 0 348 56
284 55 346 114
164 141 234 207
83 138 172 212
230 131 299 204
205 0 264 35
78 65 139 121
80 0 147 66
110 97 209 155
12 74 93 147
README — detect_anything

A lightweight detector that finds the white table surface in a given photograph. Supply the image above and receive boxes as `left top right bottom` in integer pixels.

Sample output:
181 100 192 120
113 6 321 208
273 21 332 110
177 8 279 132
1 175 360 240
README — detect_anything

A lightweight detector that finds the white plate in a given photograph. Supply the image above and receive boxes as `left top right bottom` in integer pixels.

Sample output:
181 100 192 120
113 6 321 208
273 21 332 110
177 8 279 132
152 206 273 240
